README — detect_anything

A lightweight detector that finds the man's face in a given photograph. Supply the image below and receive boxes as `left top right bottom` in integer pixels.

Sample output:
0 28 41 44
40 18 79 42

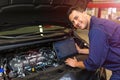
69 10 88 30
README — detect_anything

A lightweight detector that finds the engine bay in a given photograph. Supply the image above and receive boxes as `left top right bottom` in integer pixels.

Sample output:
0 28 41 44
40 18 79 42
0 36 89 80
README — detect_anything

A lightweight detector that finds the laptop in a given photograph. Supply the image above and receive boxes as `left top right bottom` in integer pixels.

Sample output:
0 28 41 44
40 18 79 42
53 38 78 62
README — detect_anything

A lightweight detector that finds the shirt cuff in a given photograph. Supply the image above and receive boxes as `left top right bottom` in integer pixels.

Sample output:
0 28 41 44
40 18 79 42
83 59 98 71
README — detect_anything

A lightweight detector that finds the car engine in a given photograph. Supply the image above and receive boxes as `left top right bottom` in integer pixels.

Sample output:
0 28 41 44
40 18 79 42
0 47 59 79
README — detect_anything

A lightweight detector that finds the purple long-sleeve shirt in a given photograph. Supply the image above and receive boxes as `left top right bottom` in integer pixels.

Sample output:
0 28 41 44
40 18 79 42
84 16 120 74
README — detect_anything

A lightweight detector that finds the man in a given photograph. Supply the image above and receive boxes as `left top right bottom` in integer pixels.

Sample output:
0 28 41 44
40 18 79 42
65 6 120 80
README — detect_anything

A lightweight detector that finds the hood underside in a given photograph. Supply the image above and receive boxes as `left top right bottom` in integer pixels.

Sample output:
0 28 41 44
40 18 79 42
0 0 88 30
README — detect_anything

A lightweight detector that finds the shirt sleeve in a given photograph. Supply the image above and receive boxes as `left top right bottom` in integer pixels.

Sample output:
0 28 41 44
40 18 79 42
84 28 109 71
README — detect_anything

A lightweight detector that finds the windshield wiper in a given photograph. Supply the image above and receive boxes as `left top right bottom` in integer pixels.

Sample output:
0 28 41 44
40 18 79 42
0 31 65 39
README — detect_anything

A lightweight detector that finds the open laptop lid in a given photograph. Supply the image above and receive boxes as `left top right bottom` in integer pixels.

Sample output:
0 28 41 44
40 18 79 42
53 38 78 61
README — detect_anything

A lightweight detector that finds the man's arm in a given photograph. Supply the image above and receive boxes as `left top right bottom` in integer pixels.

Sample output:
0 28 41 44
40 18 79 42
84 28 109 70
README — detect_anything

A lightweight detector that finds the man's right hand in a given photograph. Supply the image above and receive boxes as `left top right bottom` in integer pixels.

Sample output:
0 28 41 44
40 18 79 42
75 43 89 54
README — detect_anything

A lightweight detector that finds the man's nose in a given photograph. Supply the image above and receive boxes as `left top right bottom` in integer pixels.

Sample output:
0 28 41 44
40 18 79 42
74 20 79 28
74 20 77 26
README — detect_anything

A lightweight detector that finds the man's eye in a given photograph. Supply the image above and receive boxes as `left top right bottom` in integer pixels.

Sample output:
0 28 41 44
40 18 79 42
74 16 78 20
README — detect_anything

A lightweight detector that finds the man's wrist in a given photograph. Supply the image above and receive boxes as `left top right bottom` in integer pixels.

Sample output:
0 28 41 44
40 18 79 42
76 61 86 69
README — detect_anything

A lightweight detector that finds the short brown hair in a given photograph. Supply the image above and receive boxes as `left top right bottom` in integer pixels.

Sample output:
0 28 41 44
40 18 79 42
67 0 88 16
67 5 85 16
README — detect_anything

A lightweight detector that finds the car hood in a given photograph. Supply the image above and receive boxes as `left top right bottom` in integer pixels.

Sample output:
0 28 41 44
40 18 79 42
0 0 89 31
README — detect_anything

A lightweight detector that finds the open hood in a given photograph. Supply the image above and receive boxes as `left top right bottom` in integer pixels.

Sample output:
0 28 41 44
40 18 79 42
0 0 89 31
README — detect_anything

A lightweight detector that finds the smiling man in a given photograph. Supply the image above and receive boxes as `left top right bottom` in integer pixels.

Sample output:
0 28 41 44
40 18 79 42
65 6 120 80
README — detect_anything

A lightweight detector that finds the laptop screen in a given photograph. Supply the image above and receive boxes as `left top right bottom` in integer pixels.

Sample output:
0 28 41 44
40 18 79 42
53 38 78 60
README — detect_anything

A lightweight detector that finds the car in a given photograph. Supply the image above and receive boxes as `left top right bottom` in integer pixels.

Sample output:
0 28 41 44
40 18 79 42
0 0 106 80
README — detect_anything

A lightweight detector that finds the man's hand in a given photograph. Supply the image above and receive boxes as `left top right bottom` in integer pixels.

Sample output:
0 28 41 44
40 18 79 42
65 57 78 67
65 57 86 69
